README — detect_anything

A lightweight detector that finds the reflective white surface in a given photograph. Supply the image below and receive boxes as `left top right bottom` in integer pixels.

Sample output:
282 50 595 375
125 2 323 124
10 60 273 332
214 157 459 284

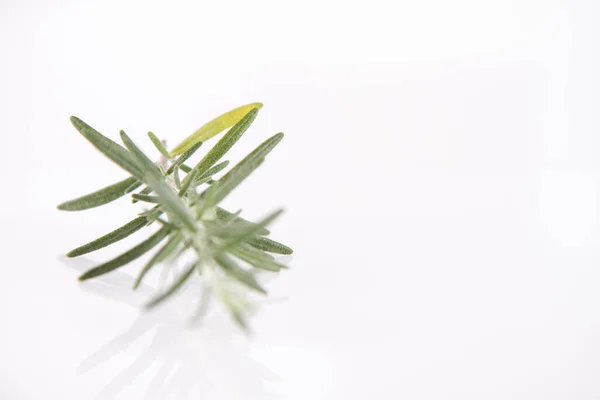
1 1 599 399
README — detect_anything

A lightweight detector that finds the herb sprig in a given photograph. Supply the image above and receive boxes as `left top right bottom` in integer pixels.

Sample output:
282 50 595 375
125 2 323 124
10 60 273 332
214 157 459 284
57 103 292 329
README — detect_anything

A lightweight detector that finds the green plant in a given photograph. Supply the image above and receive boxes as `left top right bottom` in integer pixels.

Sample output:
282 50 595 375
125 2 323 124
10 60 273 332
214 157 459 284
57 103 293 329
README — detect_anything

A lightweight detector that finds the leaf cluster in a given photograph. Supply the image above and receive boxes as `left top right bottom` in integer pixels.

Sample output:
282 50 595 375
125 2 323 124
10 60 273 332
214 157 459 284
58 103 292 329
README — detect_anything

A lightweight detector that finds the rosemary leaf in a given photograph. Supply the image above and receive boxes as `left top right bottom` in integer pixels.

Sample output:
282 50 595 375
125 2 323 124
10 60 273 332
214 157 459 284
231 243 288 271
78 227 170 281
132 186 153 203
149 173 197 231
132 194 161 204
205 158 263 208
220 209 283 252
57 176 138 211
215 207 270 236
119 130 164 181
154 217 179 230
69 117 144 180
236 242 275 261
189 108 259 179
191 176 212 189
173 168 181 189
170 102 262 156
147 131 170 158
121 131 198 232
230 247 283 272
198 160 230 180
133 231 183 289
218 208 242 225
124 180 142 195
66 216 147 257
207 132 283 207
230 309 248 331
166 141 203 175
214 253 266 294
145 262 197 309
246 236 293 255
177 168 197 196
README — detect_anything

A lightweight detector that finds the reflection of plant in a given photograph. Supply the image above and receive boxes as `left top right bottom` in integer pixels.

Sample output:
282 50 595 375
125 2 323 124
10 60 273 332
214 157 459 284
64 257 282 400
58 103 293 329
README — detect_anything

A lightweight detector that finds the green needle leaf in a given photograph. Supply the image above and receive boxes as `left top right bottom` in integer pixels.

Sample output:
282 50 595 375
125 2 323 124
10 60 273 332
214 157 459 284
145 262 197 309
230 246 284 272
66 216 147 257
246 236 293 255
206 132 284 207
78 226 170 281
124 179 143 195
216 207 270 236
214 253 266 294
79 227 169 281
132 186 153 203
57 176 138 211
182 159 228 194
205 159 263 208
119 130 164 181
69 117 144 180
132 194 161 204
170 102 262 156
147 172 198 232
220 209 283 252
166 142 203 175
134 231 183 289
173 168 181 189
120 130 198 232
237 242 275 261
198 160 230 180
147 131 170 158
189 108 259 179
177 168 197 196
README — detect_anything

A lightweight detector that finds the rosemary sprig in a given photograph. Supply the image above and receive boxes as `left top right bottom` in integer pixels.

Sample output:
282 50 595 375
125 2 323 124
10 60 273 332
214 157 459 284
58 103 292 329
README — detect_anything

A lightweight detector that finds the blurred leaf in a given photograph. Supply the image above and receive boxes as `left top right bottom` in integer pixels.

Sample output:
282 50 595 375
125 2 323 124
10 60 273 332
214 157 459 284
220 209 283 252
236 242 275 261
132 185 153 204
132 194 160 204
124 179 142 195
57 176 138 211
215 207 270 236
230 244 286 272
214 253 266 294
134 231 183 289
145 262 197 309
177 168 197 196
173 168 181 189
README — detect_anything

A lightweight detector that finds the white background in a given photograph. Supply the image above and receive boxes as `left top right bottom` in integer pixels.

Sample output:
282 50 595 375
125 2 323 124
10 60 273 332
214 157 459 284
1 0 599 399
